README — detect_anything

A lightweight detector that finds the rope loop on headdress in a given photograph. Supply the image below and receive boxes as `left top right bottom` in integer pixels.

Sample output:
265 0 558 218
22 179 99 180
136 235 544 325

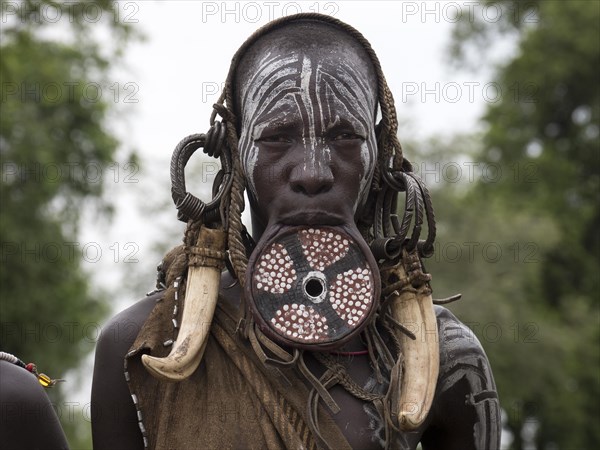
211 102 236 127
371 162 437 261
170 121 233 225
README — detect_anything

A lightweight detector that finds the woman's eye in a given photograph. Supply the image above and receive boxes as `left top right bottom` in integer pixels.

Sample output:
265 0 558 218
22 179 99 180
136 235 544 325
332 132 364 141
257 135 292 143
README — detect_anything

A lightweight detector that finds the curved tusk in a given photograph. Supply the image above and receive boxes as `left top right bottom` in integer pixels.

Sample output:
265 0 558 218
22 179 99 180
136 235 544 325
389 262 439 431
142 226 226 382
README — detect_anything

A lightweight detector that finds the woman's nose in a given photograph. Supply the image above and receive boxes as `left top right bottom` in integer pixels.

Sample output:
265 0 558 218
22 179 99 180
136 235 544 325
289 146 334 196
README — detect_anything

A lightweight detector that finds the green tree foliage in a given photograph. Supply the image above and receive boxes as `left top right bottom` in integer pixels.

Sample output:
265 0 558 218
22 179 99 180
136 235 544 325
426 1 599 448
1 1 136 447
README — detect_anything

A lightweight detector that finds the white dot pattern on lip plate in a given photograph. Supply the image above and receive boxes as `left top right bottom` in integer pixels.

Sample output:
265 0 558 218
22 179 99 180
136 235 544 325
330 267 372 326
299 228 349 271
255 243 297 294
270 303 329 342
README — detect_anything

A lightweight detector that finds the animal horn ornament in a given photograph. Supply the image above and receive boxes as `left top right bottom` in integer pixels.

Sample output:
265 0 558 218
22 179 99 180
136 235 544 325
246 224 380 351
142 225 226 381
142 122 230 382
382 250 439 431
373 168 439 431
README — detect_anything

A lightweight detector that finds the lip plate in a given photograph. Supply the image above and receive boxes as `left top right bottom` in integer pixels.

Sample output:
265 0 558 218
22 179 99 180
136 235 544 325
245 225 381 351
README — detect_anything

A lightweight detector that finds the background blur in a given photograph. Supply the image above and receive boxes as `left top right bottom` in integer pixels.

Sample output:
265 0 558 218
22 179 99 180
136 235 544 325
1 1 598 449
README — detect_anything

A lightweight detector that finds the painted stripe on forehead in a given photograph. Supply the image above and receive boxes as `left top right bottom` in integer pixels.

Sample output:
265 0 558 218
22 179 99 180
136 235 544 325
339 61 375 111
244 69 301 122
250 64 299 103
297 56 317 145
240 54 299 110
320 68 373 120
252 79 301 128
242 59 303 141
319 74 371 134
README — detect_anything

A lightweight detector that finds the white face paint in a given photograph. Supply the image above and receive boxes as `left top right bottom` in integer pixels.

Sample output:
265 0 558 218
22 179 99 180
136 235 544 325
238 50 377 212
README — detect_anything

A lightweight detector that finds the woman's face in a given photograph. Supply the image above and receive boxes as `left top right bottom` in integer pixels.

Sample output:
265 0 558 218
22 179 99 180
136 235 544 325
236 44 378 231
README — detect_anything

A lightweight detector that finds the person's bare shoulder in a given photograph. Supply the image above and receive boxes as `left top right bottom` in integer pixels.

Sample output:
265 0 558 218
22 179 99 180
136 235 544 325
420 306 501 450
91 291 162 450
96 292 161 358
0 360 69 450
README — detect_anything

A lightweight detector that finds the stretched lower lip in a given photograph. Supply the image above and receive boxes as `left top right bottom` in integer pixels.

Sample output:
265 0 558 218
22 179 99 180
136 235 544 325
278 211 346 226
